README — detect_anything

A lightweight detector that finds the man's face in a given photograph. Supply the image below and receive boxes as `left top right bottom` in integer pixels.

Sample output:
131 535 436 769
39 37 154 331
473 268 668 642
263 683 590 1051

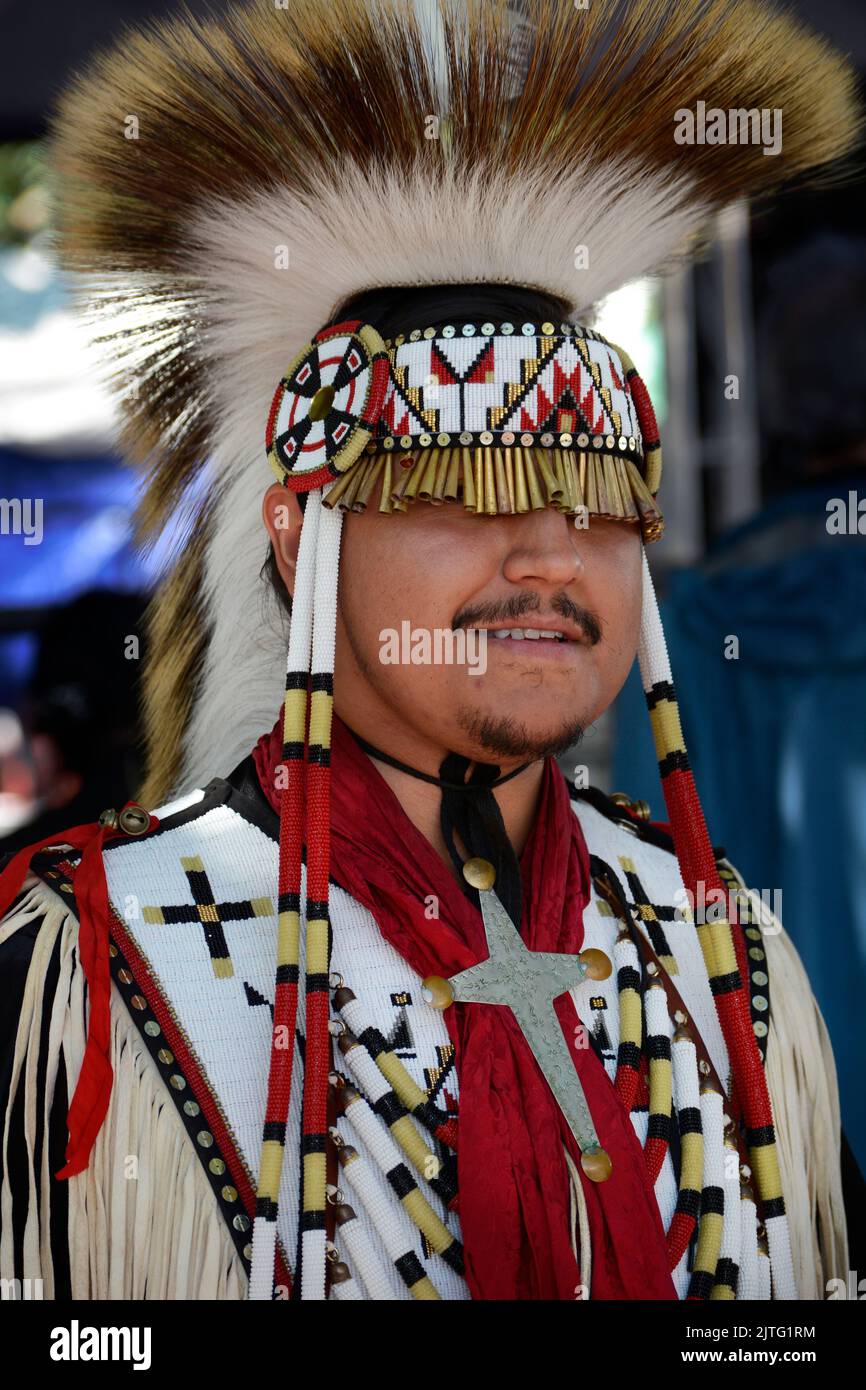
333 493 643 766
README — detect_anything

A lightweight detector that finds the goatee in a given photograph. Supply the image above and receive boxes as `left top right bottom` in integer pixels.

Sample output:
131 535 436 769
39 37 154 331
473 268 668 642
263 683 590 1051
456 709 585 761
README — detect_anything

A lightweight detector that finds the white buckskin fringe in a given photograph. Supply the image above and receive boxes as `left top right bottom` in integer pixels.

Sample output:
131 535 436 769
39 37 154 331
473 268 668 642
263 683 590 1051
564 1146 592 1299
733 871 848 1299
0 875 247 1300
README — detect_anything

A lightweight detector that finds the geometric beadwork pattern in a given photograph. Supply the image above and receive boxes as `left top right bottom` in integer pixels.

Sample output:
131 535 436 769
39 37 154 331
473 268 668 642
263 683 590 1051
142 854 274 980
266 319 390 490
617 853 681 976
377 323 643 461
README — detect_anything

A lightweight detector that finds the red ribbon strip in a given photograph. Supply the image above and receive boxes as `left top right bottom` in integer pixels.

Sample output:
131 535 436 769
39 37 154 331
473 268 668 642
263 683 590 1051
0 804 158 1178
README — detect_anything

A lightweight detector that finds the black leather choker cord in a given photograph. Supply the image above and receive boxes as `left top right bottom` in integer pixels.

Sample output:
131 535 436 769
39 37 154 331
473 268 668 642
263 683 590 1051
348 727 532 927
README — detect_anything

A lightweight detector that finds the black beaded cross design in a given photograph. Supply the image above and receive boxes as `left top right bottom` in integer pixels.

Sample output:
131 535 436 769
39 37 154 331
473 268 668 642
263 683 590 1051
617 853 680 975
142 855 274 980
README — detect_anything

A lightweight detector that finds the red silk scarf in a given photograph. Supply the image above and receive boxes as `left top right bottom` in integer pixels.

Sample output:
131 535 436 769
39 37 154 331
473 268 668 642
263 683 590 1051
253 713 676 1301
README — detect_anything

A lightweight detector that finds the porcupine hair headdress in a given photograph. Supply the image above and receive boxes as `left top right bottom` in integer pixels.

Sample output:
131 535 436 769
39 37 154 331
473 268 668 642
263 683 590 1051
50 0 860 1298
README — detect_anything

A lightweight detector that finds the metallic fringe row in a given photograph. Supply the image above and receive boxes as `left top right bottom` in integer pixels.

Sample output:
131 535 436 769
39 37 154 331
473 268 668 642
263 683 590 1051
323 446 665 543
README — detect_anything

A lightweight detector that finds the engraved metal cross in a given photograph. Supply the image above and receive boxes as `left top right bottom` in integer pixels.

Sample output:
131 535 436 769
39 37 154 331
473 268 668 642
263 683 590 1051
446 879 608 1167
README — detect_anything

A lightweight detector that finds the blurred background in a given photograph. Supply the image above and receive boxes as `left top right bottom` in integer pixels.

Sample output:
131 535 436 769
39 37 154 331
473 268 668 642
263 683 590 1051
0 0 865 1167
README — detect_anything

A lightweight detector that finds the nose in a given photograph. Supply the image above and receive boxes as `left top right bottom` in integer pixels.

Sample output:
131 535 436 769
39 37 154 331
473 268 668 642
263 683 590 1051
501 508 583 590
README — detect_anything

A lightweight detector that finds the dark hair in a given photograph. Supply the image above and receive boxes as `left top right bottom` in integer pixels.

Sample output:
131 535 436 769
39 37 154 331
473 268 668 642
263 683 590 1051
329 281 572 338
263 281 573 612
262 542 293 618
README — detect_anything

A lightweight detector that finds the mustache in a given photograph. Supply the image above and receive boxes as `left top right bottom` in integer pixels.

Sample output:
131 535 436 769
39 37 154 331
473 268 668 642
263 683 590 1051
452 590 602 645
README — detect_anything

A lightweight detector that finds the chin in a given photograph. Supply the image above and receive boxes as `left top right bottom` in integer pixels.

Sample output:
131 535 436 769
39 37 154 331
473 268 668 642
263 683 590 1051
455 705 585 762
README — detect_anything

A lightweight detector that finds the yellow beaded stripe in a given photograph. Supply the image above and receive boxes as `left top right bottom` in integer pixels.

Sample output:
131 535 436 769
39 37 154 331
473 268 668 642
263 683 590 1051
323 444 664 542
616 930 643 1087
339 1147 441 1301
645 995 673 1157
338 1036 455 1205
678 1125 704 1224
691 1208 725 1296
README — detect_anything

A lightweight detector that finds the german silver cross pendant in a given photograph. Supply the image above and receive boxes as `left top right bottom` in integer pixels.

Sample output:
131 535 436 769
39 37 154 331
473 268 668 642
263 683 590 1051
423 857 613 1182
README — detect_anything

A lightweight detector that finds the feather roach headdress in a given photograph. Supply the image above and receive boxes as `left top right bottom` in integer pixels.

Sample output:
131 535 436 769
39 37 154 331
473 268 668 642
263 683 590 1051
49 0 860 1299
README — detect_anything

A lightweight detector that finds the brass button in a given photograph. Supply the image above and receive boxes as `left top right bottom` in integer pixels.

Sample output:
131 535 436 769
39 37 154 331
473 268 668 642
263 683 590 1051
581 1147 613 1183
421 975 454 1010
579 948 612 981
462 857 495 892
309 384 335 421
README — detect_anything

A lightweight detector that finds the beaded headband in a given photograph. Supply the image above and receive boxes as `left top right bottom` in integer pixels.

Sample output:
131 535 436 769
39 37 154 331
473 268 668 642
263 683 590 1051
266 318 665 542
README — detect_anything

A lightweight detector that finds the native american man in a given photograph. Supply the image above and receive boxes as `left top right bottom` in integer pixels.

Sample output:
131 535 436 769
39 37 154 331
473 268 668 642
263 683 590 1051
1 0 863 1301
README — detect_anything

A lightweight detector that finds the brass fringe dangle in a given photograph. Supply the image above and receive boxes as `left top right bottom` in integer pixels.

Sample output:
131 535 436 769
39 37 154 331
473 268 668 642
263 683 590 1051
325 444 665 543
